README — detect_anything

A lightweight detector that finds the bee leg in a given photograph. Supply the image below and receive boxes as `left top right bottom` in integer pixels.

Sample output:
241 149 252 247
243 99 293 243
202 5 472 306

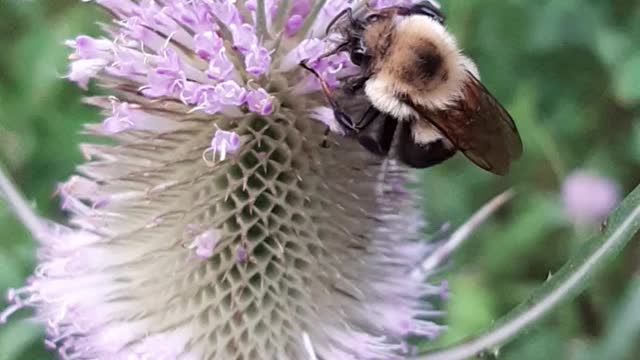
325 8 352 34
354 105 379 130
315 42 349 60
320 126 331 148
299 61 358 134
396 121 456 168
343 75 370 94
357 109 398 156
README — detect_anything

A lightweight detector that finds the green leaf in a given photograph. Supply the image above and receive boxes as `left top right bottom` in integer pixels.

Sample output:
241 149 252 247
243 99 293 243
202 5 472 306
613 53 640 105
412 184 640 360
502 327 565 360
586 279 640 360
0 321 45 360
631 120 640 165
594 28 632 67
436 275 497 347
482 194 564 276
0 250 26 290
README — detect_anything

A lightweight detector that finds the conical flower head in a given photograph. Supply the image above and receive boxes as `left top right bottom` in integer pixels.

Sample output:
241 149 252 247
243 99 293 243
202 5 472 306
2 0 447 359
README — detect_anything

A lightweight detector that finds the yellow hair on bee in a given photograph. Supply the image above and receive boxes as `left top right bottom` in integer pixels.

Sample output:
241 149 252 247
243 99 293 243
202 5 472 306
365 14 479 116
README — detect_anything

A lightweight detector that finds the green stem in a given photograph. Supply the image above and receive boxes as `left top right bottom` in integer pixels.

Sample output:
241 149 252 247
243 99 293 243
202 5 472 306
255 0 269 38
294 0 327 41
413 184 640 360
0 164 47 240
272 0 290 34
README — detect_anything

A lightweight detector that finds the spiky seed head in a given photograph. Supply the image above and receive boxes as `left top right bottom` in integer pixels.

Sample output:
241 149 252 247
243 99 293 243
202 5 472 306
2 1 447 359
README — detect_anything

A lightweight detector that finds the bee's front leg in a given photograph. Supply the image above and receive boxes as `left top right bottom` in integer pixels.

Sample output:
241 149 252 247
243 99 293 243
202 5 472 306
343 75 370 94
356 108 398 156
333 111 358 135
299 61 359 135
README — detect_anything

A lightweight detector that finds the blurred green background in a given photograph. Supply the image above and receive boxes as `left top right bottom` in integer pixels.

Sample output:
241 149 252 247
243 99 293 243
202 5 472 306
0 0 639 359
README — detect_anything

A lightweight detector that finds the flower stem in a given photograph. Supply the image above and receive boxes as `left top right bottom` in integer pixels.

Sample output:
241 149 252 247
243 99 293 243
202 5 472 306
413 184 640 360
255 0 269 38
295 0 327 41
413 189 515 278
0 164 47 240
272 0 290 33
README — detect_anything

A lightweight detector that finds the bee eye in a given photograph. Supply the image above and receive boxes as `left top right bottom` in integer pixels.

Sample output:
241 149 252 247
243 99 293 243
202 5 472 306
350 50 365 66
365 14 383 23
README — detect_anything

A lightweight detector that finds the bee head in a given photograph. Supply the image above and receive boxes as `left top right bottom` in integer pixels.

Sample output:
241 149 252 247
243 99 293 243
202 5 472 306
329 3 446 69
358 11 396 65
396 1 445 24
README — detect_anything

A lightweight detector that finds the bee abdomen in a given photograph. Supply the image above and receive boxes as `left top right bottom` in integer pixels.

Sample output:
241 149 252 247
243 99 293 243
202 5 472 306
397 121 456 169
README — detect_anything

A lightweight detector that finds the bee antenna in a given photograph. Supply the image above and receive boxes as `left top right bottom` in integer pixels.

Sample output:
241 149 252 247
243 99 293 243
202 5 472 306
316 42 349 60
325 8 355 35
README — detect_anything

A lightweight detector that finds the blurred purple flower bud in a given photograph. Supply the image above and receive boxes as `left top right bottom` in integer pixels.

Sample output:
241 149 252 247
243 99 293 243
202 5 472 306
562 171 621 225
285 14 305 36
235 244 249 264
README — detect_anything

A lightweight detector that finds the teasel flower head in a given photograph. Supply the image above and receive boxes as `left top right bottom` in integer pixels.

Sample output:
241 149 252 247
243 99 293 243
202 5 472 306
2 0 449 359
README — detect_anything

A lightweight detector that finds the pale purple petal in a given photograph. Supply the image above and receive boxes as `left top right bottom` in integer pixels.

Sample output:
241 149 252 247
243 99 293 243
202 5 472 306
66 36 113 60
280 38 327 71
229 23 258 53
102 103 136 134
95 0 139 14
189 229 220 259
245 0 280 19
370 0 414 9
246 88 274 115
191 85 223 114
245 46 271 76
207 0 242 25
215 80 247 106
166 1 215 32
194 31 224 60
206 50 235 81
106 48 148 78
142 49 186 98
311 0 351 35
310 106 345 134
67 59 109 89
208 129 241 161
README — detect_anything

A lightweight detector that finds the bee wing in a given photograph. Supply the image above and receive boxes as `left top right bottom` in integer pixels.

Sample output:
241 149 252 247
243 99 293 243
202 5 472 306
413 72 523 175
